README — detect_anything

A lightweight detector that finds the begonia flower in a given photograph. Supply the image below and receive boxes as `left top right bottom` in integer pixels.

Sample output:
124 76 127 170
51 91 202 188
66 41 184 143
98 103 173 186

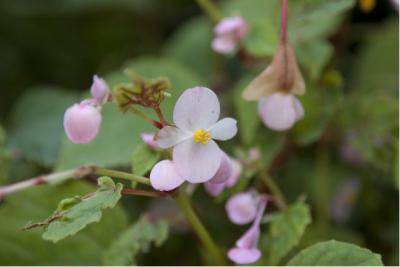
90 75 109 105
228 196 267 264
154 87 237 183
212 16 248 54
63 101 102 144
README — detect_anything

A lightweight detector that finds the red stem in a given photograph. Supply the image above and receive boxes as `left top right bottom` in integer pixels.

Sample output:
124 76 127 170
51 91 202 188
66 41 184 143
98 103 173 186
280 0 288 43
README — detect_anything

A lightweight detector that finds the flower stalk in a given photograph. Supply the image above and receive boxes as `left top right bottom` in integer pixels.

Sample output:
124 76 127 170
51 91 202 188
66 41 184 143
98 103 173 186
175 189 225 265
258 170 287 210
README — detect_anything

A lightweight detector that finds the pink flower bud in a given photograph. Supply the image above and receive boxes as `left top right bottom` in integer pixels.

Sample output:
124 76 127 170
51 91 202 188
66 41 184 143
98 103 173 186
63 102 102 144
208 152 233 184
258 93 304 131
212 16 248 54
141 133 160 150
225 192 259 225
150 160 185 191
90 75 109 104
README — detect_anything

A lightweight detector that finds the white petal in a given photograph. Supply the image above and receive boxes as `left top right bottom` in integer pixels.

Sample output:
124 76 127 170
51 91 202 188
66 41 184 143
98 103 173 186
173 139 222 183
150 160 185 191
208 118 238 141
258 93 297 131
173 87 220 131
155 126 190 149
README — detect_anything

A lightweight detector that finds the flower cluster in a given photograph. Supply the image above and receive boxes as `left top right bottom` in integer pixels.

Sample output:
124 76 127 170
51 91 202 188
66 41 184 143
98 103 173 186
212 16 248 54
225 191 268 264
149 87 238 190
63 75 109 144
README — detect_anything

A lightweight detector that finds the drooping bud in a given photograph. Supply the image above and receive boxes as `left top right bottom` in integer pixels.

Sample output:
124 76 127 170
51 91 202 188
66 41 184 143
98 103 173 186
258 92 304 131
63 101 102 144
242 40 305 101
90 75 109 104
212 16 248 54
225 192 259 225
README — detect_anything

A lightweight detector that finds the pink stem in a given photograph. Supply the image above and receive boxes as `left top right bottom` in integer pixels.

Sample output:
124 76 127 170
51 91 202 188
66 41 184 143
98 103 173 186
280 0 288 43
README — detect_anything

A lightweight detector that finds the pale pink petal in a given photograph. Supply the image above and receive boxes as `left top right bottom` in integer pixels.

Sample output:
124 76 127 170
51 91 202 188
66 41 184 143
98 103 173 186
214 16 248 38
212 36 237 54
225 158 242 187
155 126 191 149
258 93 301 131
228 248 261 264
90 75 109 104
226 192 258 225
208 152 232 184
236 223 260 248
173 139 221 183
208 118 238 141
293 96 305 120
63 102 102 144
150 160 185 191
173 87 220 131
204 182 225 196
141 133 159 150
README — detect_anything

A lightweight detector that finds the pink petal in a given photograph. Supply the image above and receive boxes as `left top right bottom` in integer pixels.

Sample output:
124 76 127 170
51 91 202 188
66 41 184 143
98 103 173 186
212 36 237 54
228 248 261 265
140 133 159 150
155 126 190 149
225 158 242 187
173 87 220 131
90 75 109 104
214 16 248 38
173 139 222 183
258 93 303 131
226 192 258 225
236 223 260 249
208 152 232 184
204 182 225 196
208 118 238 141
150 160 185 191
63 102 102 144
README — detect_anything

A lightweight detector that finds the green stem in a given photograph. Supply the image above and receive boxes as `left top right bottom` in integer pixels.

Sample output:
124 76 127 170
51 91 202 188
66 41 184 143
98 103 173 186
195 0 223 24
175 189 225 265
259 171 287 210
94 167 151 186
128 107 163 129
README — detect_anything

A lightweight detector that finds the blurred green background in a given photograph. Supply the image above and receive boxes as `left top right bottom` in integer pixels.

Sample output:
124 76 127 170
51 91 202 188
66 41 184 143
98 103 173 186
0 0 398 265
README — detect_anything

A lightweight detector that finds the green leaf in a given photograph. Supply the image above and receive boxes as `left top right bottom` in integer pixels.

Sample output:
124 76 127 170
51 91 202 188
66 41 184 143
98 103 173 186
7 88 78 166
287 240 383 266
103 215 169 265
56 56 203 170
25 177 123 243
132 144 160 176
233 76 260 146
0 182 128 265
260 201 311 265
243 19 278 57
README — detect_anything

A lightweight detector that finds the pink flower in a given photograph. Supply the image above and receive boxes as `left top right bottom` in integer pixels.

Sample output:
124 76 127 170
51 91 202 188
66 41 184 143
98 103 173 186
258 92 304 131
204 156 242 196
90 75 109 104
63 101 102 144
141 133 160 150
149 160 185 191
225 192 259 225
228 197 267 265
212 16 248 54
154 87 237 184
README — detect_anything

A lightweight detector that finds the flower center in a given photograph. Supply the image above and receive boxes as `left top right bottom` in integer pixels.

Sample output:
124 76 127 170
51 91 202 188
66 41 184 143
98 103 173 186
193 129 211 144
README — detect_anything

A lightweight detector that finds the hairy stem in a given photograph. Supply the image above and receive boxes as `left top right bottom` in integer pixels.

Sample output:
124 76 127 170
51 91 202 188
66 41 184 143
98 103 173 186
259 170 287 210
175 189 225 265
195 0 223 24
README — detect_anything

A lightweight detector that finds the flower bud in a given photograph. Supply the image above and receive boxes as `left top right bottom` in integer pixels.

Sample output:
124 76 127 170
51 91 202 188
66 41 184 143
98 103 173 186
90 75 109 104
258 92 304 131
63 102 102 144
212 16 248 54
208 152 233 184
225 192 259 225
141 133 160 150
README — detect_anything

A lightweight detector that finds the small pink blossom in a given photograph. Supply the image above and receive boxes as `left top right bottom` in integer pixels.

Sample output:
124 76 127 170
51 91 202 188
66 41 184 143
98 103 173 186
90 75 109 104
228 196 267 265
63 101 102 144
149 160 185 191
258 92 304 131
141 133 160 150
225 192 259 225
155 87 237 184
204 157 242 196
212 16 248 54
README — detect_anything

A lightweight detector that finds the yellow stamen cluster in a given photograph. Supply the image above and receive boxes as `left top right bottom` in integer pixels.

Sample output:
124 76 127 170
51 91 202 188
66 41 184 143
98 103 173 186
193 129 211 144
